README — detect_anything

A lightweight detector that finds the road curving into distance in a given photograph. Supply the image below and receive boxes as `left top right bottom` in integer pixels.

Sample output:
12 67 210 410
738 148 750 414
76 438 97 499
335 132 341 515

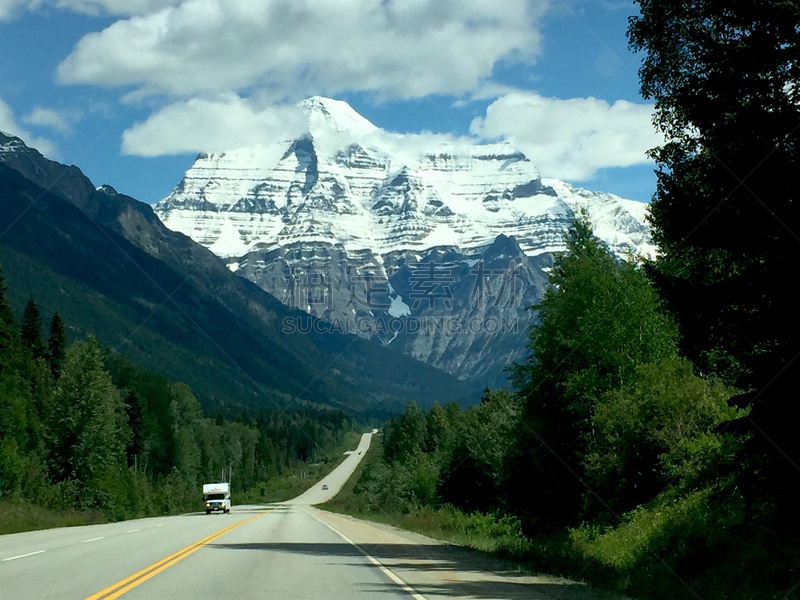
0 432 626 599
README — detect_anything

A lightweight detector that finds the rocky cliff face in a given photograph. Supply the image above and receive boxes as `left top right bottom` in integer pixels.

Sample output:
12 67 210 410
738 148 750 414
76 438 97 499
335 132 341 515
0 130 478 415
155 97 653 387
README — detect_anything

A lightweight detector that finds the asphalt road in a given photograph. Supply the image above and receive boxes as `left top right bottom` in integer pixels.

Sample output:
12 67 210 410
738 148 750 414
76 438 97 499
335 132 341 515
0 432 624 600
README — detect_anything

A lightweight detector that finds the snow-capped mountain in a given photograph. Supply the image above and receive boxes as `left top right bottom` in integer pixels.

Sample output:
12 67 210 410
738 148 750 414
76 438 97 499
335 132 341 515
155 96 654 386
157 96 653 260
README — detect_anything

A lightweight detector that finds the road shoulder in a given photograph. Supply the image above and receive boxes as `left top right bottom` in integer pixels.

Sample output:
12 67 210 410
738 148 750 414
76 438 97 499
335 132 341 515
309 507 631 600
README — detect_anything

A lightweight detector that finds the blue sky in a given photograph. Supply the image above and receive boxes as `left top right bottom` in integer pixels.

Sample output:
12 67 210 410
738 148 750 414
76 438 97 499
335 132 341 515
0 0 660 204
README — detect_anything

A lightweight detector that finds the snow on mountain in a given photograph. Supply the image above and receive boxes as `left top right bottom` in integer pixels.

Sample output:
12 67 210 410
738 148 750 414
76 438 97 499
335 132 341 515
155 97 653 263
0 131 27 153
153 97 655 386
300 96 379 136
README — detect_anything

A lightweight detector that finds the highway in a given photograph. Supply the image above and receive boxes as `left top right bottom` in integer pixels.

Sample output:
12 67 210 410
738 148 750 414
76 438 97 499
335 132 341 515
0 433 623 599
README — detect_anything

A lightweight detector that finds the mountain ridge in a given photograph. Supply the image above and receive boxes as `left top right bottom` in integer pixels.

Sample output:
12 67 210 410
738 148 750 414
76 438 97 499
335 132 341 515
0 133 479 416
152 97 654 386
156 97 653 260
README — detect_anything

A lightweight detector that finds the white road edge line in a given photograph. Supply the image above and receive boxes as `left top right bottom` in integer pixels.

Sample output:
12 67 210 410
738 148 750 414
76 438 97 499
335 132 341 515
126 528 141 533
2 550 45 562
82 537 105 543
308 511 427 600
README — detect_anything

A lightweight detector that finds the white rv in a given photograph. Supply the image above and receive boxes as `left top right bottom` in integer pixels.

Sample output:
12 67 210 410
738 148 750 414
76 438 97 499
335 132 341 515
202 482 231 514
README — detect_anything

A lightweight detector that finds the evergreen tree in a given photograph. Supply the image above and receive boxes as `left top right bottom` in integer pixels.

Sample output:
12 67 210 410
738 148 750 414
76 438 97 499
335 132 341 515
124 390 144 465
424 401 449 454
630 0 800 382
0 267 16 367
21 300 46 361
47 312 67 379
384 401 427 463
629 0 800 510
508 216 679 531
50 336 127 487
0 267 13 326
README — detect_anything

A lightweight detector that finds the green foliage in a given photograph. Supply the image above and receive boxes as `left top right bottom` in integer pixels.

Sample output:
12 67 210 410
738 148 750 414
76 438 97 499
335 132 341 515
404 505 529 556
517 216 678 423
325 212 794 600
0 499 107 534
0 266 357 529
624 5 800 594
0 266 14 329
570 488 717 572
49 336 127 487
326 438 530 557
383 400 427 463
439 389 521 513
21 299 46 361
353 449 438 514
47 312 66 379
561 482 800 600
509 216 679 529
629 0 800 434
0 267 16 370
424 400 449 454
585 358 744 511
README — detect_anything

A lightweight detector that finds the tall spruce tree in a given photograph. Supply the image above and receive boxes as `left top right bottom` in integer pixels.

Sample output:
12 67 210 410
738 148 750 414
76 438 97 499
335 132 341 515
629 0 800 502
0 267 13 329
48 312 67 379
630 0 800 383
0 267 16 372
508 216 678 531
21 300 46 361
50 336 126 486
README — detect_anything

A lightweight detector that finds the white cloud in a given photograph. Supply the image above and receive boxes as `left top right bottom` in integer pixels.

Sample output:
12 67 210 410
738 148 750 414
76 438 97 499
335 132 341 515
470 91 663 181
0 0 178 20
121 95 307 156
57 0 549 102
122 92 478 159
23 106 74 132
54 0 181 16
0 98 58 157
0 0 43 21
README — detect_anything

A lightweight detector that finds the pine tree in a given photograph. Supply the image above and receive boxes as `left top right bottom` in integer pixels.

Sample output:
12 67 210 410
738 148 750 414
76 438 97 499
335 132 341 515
424 401 449 454
21 300 46 361
50 335 126 486
0 266 13 329
508 216 679 532
48 312 67 379
0 267 17 372
124 390 144 465
629 0 800 510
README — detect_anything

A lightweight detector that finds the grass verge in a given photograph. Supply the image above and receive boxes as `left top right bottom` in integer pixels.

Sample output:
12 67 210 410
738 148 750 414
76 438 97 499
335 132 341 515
321 438 800 600
0 501 108 535
320 435 530 556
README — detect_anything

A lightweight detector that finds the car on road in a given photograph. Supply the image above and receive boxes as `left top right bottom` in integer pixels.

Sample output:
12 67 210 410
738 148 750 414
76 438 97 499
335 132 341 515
322 484 328 490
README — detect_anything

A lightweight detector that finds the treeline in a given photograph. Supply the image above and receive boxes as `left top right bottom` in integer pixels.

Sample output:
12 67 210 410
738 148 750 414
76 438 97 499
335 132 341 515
348 218 784 599
0 266 355 520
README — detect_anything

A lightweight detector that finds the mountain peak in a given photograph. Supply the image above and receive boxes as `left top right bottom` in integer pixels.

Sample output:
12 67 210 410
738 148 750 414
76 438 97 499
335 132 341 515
298 96 378 136
0 131 26 151
156 100 653 261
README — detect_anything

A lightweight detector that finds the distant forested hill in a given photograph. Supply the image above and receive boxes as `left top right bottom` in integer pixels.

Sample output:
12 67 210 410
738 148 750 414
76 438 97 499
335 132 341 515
0 143 477 418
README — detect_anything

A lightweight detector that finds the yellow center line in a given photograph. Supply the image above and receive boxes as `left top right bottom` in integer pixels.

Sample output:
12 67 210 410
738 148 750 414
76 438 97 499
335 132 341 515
85 507 280 600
